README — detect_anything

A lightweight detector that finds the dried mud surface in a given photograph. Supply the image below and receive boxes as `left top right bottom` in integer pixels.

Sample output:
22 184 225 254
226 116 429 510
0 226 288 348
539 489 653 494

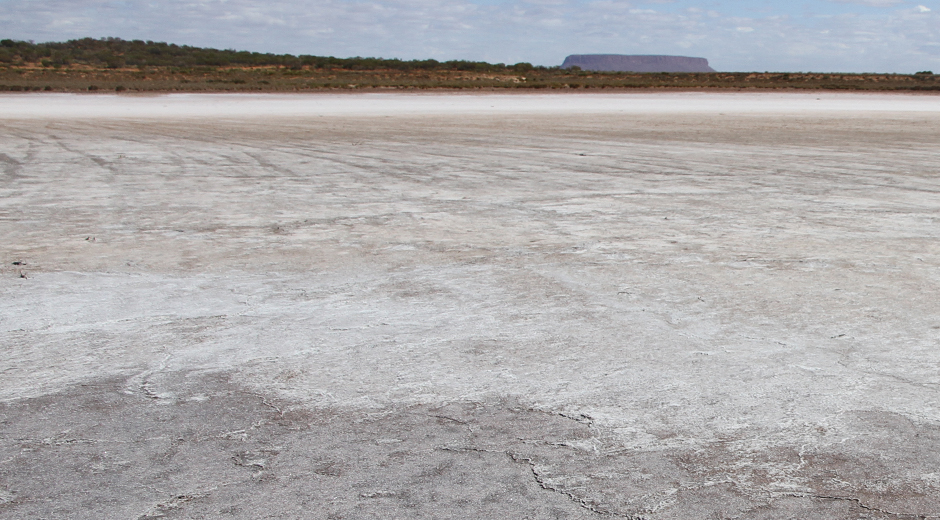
1 93 940 518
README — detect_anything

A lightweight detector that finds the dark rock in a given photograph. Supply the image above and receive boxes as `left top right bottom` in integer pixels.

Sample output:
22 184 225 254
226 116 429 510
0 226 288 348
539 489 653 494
562 54 716 73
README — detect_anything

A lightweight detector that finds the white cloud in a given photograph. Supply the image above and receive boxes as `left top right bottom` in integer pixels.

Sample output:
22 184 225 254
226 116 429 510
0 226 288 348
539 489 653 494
0 0 939 72
918 5 932 12
828 0 904 6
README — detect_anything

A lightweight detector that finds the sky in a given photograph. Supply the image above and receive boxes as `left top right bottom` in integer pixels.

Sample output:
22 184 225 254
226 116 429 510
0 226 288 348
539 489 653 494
1 0 938 72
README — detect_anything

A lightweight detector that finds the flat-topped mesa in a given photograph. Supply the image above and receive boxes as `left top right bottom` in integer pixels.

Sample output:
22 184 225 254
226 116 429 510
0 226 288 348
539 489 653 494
562 54 716 73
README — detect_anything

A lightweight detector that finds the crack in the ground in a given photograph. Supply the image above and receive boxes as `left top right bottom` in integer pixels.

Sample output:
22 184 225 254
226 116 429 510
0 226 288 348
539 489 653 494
245 392 284 417
439 445 636 518
442 440 936 520
132 478 247 520
428 413 470 426
137 490 212 520
557 411 596 426
782 492 939 520
505 451 643 518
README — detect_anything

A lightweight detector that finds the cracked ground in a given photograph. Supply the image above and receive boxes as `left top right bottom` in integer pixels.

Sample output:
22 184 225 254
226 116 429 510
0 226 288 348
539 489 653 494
1 92 940 519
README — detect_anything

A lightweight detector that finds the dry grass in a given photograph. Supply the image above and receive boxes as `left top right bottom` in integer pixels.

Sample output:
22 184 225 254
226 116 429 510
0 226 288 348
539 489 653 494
3 65 940 92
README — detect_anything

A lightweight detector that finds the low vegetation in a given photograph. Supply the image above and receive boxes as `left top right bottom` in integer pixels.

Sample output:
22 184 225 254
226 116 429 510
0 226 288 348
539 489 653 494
1 37 939 92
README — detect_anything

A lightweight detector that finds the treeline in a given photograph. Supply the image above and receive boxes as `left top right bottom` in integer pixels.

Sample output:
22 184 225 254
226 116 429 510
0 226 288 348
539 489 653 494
0 37 542 72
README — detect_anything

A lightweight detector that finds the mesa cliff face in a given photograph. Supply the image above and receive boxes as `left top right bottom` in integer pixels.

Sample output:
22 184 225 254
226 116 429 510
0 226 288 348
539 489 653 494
562 54 716 73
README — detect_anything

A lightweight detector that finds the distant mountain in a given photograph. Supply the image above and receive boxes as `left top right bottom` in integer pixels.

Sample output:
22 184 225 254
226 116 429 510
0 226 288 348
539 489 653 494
562 55 716 73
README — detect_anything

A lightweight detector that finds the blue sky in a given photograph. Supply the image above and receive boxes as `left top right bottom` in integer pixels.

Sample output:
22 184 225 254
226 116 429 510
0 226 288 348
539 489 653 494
1 0 938 72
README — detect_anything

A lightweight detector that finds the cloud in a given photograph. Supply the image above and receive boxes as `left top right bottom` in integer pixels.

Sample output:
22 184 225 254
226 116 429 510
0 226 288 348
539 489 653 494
0 0 939 72
828 0 904 6
918 5 932 12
